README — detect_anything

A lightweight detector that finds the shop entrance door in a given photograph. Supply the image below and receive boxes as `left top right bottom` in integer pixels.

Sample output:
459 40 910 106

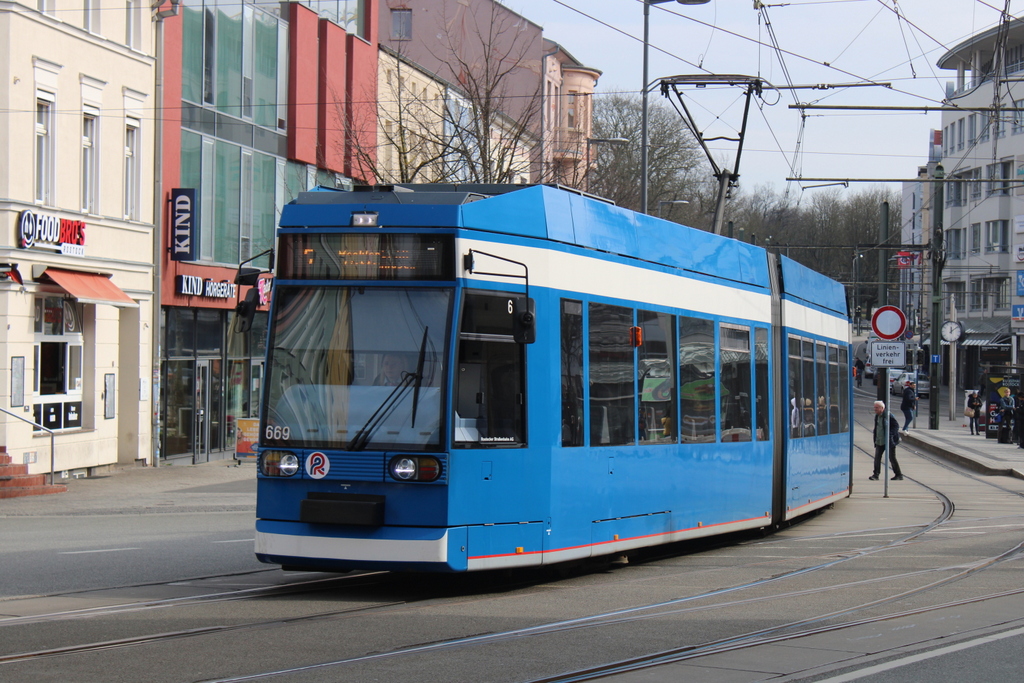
194 360 211 463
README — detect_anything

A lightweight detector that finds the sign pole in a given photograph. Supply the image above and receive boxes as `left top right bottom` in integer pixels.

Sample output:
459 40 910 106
929 164 944 430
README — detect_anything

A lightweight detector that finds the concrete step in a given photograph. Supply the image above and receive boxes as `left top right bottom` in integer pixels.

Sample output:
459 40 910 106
0 473 47 488
0 484 68 499
0 462 29 477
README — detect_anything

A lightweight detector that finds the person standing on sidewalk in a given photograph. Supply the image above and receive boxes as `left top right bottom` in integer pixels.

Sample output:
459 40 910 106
999 388 1016 444
1015 391 1024 448
854 358 865 388
870 400 903 481
967 392 982 435
900 381 917 433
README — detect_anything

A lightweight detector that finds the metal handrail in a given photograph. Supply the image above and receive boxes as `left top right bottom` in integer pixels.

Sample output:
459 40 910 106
0 407 56 485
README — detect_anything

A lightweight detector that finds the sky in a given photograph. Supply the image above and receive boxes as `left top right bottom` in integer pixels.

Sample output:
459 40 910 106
504 0 1010 196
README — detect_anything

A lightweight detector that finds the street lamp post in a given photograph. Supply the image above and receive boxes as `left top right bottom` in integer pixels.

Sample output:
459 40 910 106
658 199 689 218
640 0 710 215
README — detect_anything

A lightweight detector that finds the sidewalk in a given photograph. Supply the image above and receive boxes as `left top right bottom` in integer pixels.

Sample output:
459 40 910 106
2 401 1020 518
0 459 257 517
901 412 1024 479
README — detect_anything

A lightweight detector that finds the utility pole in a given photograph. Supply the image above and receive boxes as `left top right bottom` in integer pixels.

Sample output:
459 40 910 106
929 164 945 430
877 202 889 405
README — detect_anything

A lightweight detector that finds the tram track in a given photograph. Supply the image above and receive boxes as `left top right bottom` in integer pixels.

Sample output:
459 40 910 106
6 417 1024 682
0 469 974 674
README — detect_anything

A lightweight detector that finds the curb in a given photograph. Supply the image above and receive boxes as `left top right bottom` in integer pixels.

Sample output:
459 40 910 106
902 433 1018 478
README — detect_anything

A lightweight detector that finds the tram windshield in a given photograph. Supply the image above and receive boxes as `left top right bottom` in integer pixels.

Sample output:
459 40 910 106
263 286 451 451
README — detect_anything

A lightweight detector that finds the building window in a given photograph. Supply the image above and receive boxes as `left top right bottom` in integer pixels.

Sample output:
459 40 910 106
82 110 99 213
957 118 964 150
391 8 412 40
969 113 978 142
946 228 964 260
126 0 142 49
969 167 982 201
84 0 100 32
970 223 981 254
35 96 54 205
1014 101 1024 135
979 113 991 142
985 220 1009 253
124 118 140 220
995 277 1010 309
33 297 85 432
946 281 966 315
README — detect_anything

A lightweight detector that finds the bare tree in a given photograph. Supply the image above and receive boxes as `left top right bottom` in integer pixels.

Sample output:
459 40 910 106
587 93 710 219
344 1 542 185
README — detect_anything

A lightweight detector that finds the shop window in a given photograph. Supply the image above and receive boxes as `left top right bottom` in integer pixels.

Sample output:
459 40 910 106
33 297 84 432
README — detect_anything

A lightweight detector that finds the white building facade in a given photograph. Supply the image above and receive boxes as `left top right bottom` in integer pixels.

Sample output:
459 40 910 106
936 18 1024 383
0 1 156 474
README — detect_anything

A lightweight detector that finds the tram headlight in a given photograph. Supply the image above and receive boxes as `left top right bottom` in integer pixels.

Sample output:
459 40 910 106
261 450 299 477
388 455 442 483
391 457 417 480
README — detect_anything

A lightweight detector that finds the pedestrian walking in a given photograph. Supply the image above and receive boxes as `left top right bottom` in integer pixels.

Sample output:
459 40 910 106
870 400 903 481
854 358 865 388
999 388 1016 444
1015 391 1024 448
966 392 982 435
900 381 916 433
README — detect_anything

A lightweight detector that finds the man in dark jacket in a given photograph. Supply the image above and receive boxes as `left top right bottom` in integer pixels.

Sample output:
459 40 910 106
900 381 917 432
870 400 903 481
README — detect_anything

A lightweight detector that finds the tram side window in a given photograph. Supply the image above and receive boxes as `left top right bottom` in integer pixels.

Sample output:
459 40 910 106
720 324 752 443
788 336 802 439
561 299 584 447
816 342 829 435
454 292 525 446
638 310 676 444
801 340 815 436
679 316 715 443
589 303 634 446
828 345 841 434
838 346 850 432
755 328 769 441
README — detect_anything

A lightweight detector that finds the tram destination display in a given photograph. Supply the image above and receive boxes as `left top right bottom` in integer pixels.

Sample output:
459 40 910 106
279 233 454 280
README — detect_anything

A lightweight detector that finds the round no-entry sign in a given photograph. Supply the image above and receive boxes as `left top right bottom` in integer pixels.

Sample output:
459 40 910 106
871 305 907 340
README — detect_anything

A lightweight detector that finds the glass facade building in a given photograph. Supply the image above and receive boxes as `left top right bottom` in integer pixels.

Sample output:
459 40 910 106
160 0 375 463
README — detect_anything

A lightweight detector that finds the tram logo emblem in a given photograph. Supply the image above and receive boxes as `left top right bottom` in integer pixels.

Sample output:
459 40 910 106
306 452 329 479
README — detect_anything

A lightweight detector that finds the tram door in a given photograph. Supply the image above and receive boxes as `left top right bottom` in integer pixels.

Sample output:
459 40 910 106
194 360 211 463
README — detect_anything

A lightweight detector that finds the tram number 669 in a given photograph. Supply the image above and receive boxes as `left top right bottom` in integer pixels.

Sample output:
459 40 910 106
265 425 291 441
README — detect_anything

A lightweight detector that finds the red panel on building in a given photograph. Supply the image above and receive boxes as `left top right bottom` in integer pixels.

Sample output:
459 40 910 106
288 3 319 165
346 32 378 183
318 19 348 174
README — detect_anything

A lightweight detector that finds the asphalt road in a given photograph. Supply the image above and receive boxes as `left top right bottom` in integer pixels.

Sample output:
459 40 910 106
2 421 1024 682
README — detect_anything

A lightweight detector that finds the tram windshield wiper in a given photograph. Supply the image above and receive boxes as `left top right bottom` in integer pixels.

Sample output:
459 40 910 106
410 327 428 428
346 374 415 451
347 327 429 451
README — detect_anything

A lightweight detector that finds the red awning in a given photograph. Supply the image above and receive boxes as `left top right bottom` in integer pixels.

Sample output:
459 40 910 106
39 268 137 308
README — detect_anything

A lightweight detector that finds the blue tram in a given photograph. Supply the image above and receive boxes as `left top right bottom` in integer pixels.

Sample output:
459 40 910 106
253 184 852 572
